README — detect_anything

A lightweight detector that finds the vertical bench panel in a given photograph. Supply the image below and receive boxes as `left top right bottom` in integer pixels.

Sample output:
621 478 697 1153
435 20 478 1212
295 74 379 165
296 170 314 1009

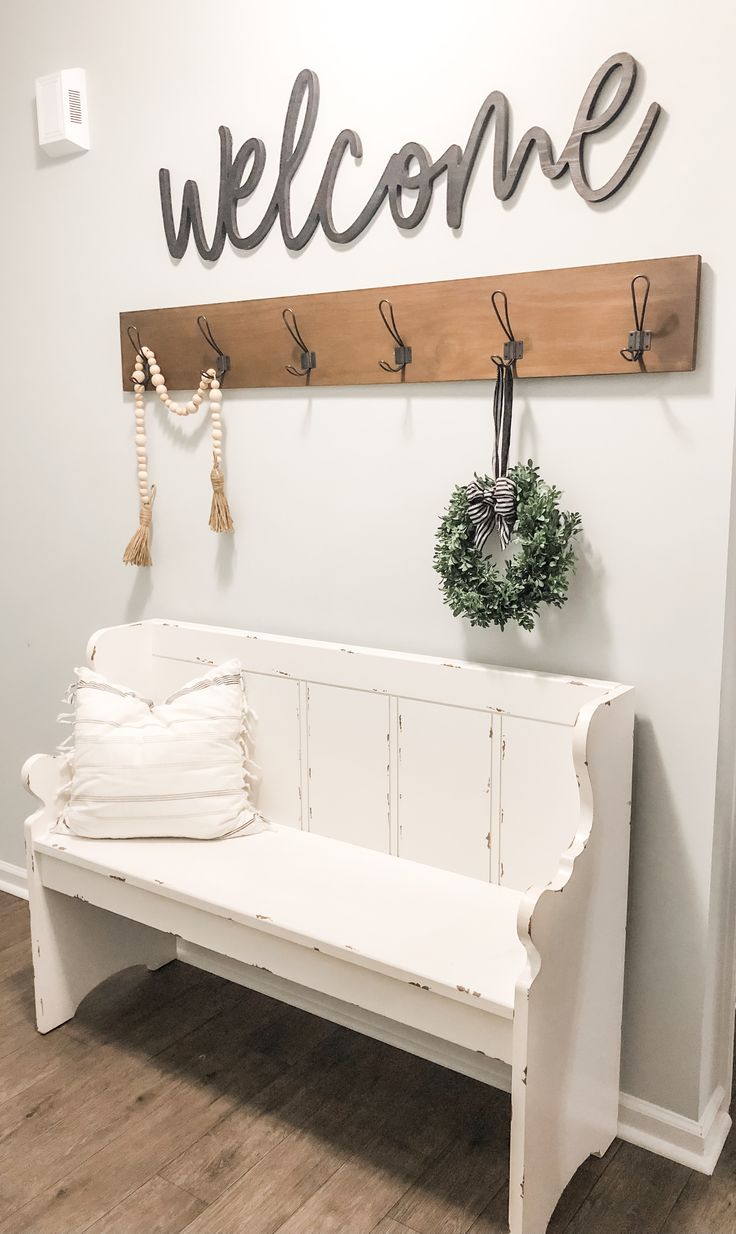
397 699 494 881
499 716 580 891
306 685 391 852
244 674 302 829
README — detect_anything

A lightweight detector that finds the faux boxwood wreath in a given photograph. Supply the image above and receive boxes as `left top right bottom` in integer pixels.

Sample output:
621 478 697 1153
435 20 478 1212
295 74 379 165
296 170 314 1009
434 461 582 631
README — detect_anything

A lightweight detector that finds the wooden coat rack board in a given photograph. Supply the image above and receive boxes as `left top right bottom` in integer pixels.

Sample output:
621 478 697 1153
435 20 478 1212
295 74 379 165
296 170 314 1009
119 255 701 390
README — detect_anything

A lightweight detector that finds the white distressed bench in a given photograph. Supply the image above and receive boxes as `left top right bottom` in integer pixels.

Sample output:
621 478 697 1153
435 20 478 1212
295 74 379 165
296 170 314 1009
22 619 634 1234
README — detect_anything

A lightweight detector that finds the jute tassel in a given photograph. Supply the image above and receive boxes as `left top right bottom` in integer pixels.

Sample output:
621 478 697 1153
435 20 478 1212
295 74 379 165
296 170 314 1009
209 462 234 533
123 488 156 567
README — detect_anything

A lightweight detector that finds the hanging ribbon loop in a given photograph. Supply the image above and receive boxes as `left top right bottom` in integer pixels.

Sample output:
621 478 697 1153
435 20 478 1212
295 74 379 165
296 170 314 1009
467 354 517 552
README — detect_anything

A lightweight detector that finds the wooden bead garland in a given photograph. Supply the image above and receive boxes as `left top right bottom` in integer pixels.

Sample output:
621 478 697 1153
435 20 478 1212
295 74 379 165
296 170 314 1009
123 347 234 567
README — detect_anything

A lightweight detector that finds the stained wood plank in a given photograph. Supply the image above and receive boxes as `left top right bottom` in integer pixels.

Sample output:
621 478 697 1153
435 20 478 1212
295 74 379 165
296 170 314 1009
0 979 247 1212
0 893 24 914
0 1010 284 1233
389 1097 511 1234
562 1142 690 1234
161 1028 373 1203
274 1129 429 1234
83 1175 205 1234
180 1115 354 1234
371 1220 418 1234
661 1178 736 1233
273 1047 481 1234
661 1122 736 1233
119 256 701 389
466 1140 622 1233
0 1030 88 1105
0 906 30 952
0 938 33 982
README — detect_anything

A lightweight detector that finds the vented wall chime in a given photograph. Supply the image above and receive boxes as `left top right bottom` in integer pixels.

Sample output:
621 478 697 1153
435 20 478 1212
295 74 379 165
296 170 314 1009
124 323 234 568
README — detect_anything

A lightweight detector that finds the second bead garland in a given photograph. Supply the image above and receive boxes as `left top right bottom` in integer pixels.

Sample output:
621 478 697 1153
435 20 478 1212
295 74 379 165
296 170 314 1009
123 347 234 567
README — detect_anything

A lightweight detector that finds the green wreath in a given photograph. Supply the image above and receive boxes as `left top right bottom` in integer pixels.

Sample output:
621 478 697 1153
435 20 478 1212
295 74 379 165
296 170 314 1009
434 461 582 631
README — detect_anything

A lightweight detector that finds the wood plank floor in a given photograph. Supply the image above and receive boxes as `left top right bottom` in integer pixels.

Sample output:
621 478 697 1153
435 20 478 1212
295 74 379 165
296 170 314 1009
0 889 733 1234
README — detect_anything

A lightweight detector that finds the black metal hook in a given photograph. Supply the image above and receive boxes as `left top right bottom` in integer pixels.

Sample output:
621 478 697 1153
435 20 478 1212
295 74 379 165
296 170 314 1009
282 308 316 380
620 275 652 363
490 291 524 365
126 325 150 387
378 299 412 375
197 315 230 382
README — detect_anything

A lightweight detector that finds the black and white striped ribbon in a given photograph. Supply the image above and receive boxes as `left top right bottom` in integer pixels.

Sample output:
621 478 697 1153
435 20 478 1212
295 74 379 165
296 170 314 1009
467 357 517 551
467 474 516 552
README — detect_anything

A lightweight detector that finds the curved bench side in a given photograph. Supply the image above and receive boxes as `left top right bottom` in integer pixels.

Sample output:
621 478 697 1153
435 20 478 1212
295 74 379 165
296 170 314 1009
508 686 634 1234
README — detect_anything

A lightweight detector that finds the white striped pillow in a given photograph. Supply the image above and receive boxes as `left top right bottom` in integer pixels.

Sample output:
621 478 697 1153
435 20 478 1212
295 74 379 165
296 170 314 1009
56 659 262 840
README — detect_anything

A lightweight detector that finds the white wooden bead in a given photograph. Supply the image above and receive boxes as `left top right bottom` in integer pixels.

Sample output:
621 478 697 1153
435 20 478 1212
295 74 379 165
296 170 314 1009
135 433 146 445
192 393 203 406
151 373 165 388
212 429 223 442
148 363 161 375
209 389 223 403
157 387 169 399
134 384 145 395
186 402 196 414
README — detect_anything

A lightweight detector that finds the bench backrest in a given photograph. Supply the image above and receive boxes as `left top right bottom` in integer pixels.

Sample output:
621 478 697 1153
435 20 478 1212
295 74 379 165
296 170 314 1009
89 620 623 892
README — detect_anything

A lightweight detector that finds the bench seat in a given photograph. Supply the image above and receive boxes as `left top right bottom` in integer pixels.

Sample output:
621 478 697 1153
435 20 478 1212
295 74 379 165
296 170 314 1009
34 823 527 1019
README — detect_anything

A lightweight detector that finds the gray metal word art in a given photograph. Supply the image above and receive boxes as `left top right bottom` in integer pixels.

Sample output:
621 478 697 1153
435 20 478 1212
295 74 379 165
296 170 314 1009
160 53 661 261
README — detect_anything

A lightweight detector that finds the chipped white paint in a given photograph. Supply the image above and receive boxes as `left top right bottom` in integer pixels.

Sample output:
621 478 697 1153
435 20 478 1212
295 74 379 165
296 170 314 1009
24 620 634 1234
22 753 176 1033
499 715 582 890
306 684 390 851
397 698 494 879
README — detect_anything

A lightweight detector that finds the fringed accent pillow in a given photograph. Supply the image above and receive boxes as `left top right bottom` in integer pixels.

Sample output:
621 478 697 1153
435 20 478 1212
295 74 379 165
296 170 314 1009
55 659 263 840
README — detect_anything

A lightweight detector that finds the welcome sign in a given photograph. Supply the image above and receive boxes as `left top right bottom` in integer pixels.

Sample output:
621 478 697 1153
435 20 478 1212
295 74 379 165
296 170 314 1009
160 52 661 260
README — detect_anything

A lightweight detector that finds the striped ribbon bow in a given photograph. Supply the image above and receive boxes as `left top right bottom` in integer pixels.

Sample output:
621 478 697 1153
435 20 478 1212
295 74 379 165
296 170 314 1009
467 355 517 552
467 475 517 552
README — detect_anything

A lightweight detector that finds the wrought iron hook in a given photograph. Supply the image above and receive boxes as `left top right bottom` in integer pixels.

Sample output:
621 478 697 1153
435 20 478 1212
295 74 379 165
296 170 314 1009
126 325 150 387
196 315 230 382
620 275 652 363
378 299 412 375
282 308 316 380
490 291 524 365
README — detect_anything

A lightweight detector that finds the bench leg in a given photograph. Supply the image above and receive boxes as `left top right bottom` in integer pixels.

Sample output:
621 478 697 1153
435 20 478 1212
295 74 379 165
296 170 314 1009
28 871 176 1033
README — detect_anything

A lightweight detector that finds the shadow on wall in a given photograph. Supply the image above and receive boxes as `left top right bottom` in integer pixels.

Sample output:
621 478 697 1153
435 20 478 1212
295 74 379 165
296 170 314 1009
461 531 612 678
125 568 153 623
619 715 706 1107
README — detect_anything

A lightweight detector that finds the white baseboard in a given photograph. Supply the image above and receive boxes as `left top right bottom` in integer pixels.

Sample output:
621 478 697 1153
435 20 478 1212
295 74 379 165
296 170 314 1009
0 861 28 900
617 1084 731 1174
3 871 728 1175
